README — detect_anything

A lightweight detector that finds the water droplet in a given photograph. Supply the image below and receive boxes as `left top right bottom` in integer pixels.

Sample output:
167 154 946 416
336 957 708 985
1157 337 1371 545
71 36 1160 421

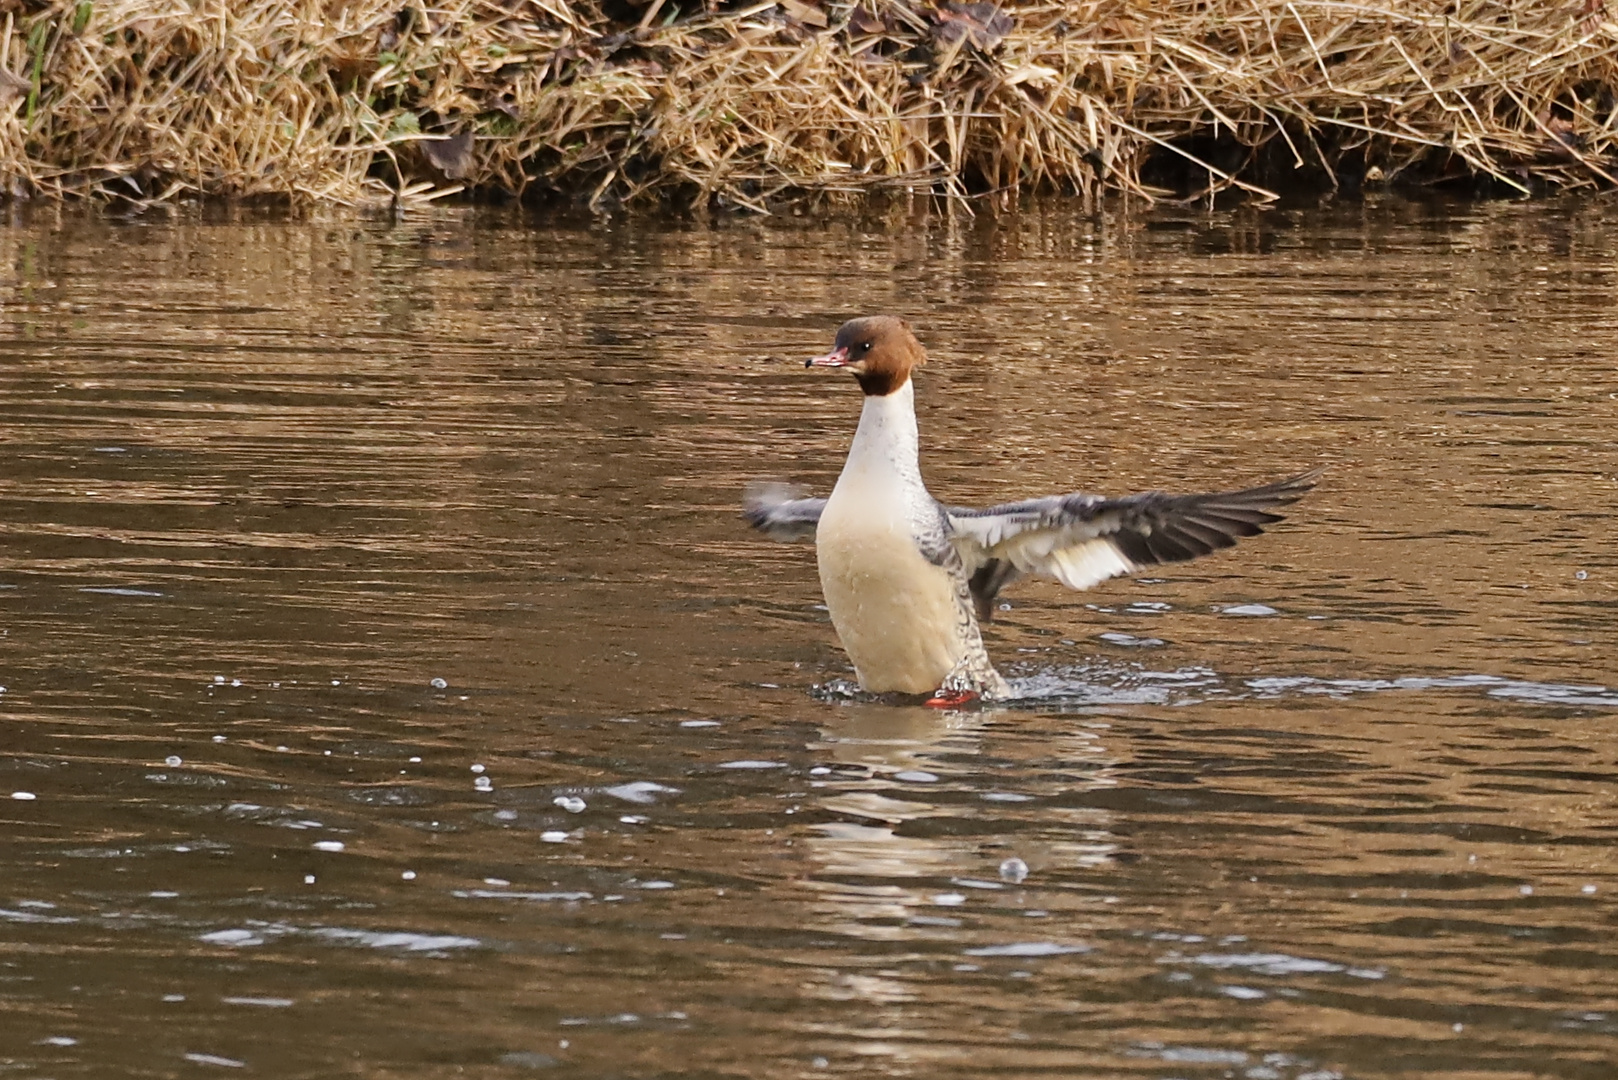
498 1051 559 1069
212 735 226 743
1582 884 1597 894
931 893 967 906
540 831 569 843
999 857 1029 883
430 677 448 689
1519 885 1533 896
895 770 939 783
1576 570 1588 580
401 871 416 881
1220 603 1278 617
553 796 586 813
184 1053 246 1069
313 841 345 853
605 781 679 804
484 877 510 887
965 941 1087 958
11 791 36 801
1220 985 1265 1000
474 777 493 792
303 874 316 884
165 755 182 767
470 763 486 774
1114 631 1167 647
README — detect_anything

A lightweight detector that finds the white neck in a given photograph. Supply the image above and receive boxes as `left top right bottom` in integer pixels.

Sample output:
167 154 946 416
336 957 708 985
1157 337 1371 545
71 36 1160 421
841 379 922 486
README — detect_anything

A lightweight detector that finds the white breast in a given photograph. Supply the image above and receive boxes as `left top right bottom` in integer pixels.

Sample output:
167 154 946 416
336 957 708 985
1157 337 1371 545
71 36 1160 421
814 385 966 694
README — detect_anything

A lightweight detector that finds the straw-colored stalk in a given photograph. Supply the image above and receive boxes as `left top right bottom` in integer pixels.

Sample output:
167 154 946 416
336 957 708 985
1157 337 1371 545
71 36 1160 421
1 0 1616 209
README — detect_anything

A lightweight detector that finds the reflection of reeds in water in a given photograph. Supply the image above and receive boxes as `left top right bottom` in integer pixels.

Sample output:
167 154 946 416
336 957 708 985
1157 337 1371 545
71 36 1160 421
3 1 1616 208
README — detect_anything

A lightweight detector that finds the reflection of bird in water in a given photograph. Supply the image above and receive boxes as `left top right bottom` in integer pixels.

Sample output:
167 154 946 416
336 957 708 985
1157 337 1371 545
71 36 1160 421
747 316 1319 706
799 703 1120 955
793 704 1123 1046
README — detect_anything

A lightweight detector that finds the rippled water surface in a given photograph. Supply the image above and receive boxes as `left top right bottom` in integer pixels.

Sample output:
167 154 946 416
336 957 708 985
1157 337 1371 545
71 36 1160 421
2 197 1615 1078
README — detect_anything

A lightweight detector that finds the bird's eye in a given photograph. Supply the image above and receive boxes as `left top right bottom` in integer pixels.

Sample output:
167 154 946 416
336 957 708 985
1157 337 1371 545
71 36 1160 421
856 341 873 354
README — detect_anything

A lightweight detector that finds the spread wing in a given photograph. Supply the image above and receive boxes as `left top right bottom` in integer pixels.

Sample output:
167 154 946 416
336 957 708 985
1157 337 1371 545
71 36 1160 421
947 470 1320 620
743 482 825 543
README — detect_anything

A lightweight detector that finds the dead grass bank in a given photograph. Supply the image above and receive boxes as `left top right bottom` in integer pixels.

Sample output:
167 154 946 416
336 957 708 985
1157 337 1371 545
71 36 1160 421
2 0 1616 210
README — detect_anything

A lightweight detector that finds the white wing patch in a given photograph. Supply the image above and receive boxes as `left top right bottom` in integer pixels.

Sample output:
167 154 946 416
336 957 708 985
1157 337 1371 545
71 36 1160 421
950 505 1135 591
970 522 1136 590
1046 539 1137 590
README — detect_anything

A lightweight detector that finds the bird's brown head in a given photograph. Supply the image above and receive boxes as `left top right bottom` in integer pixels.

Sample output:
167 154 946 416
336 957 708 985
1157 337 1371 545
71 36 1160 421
805 316 926 397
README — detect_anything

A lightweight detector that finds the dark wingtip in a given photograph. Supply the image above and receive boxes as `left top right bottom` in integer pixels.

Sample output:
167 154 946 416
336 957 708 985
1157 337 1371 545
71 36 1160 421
1230 467 1326 507
1279 466 1327 491
1135 468 1323 566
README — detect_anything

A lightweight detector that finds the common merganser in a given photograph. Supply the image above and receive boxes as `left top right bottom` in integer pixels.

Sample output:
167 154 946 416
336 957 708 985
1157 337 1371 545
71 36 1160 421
745 316 1318 704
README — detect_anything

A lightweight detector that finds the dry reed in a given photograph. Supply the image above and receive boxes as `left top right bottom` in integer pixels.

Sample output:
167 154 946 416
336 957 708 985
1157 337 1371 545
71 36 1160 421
2 0 1616 209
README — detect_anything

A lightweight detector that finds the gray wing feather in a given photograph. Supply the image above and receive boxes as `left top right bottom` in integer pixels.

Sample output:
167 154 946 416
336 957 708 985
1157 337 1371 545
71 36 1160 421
913 500 960 569
948 470 1320 613
743 482 826 543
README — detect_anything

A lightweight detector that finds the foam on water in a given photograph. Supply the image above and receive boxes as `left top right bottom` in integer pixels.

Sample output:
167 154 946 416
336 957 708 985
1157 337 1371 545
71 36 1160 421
1002 663 1618 711
199 922 480 953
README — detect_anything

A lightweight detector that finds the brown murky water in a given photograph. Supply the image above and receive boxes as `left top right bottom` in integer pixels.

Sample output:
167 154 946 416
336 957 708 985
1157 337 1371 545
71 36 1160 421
1 197 1615 1079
